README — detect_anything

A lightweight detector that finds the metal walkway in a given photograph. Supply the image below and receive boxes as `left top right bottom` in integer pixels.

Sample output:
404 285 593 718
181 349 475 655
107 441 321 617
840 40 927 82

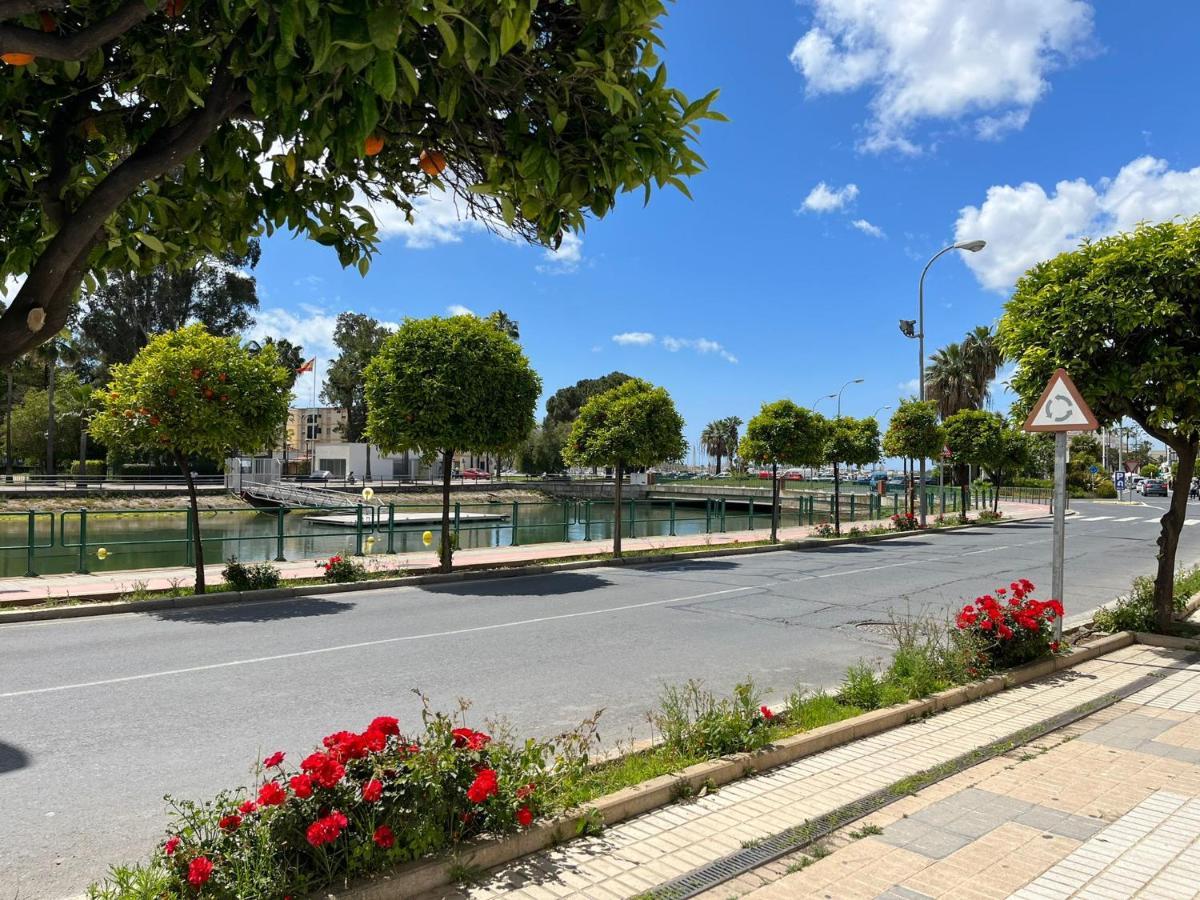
240 479 374 510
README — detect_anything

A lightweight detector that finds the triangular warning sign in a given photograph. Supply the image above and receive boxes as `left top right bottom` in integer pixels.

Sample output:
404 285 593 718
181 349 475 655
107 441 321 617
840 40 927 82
1023 368 1098 432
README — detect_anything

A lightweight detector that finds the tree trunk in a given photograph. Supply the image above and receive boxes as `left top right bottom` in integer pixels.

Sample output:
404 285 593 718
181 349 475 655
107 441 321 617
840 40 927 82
715 451 722 476
440 448 454 572
1153 441 1197 631
5 367 12 482
771 462 779 543
175 449 205 594
993 470 1001 513
833 461 841 534
365 443 372 482
958 463 969 514
613 460 624 558
45 363 55 477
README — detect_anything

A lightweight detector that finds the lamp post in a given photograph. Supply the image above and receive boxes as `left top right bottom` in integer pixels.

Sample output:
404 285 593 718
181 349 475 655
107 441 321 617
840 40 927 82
813 393 835 411
831 379 863 530
904 239 987 526
835 378 863 419
871 404 892 419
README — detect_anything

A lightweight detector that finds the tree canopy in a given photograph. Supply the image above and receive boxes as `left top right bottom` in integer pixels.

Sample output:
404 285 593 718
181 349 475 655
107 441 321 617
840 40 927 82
364 314 539 570
88 324 289 590
700 415 741 474
825 416 881 470
0 1 721 365
71 244 261 370
740 400 827 542
882 399 943 461
322 312 390 443
1000 218 1200 627
544 372 632 427
562 377 684 556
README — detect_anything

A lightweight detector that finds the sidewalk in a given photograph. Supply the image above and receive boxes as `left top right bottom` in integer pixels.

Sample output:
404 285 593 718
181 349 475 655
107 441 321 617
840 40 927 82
419 641 1200 900
0 501 1049 608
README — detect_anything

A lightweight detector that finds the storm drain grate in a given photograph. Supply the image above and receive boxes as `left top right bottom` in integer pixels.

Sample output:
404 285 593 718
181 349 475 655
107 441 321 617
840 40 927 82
639 661 1190 900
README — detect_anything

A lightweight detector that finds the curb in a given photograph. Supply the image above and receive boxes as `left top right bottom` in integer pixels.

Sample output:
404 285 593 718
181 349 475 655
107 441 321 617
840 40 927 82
322 631 1135 899
0 511 1055 626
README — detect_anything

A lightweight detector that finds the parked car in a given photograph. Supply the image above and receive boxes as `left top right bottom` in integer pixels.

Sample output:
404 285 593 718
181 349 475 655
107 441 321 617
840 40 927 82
460 468 490 480
294 469 333 483
781 469 805 481
885 477 906 490
869 472 890 487
756 469 772 480
1141 478 1168 497
853 473 872 485
712 471 731 479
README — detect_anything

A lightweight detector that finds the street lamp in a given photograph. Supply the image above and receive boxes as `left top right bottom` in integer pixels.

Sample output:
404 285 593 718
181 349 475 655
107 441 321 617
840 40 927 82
813 393 836 411
872 404 892 418
835 378 863 418
903 239 987 526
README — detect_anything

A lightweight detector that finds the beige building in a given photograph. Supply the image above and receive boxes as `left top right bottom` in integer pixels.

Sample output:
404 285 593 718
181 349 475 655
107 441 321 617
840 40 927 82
285 407 347 460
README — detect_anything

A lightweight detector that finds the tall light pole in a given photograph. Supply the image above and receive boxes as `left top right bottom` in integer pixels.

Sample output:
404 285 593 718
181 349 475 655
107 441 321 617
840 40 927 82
836 378 863 419
872 404 892 419
813 393 835 411
904 239 987 526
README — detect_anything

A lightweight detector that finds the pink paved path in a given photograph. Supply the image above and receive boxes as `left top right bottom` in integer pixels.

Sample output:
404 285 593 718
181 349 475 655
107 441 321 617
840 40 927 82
0 502 1048 608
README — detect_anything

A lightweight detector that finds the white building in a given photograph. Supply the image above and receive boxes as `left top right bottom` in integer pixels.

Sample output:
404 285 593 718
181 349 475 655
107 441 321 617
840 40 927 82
310 442 437 481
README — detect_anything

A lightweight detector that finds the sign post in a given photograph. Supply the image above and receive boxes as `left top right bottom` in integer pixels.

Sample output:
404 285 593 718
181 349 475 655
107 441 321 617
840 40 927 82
1023 368 1099 640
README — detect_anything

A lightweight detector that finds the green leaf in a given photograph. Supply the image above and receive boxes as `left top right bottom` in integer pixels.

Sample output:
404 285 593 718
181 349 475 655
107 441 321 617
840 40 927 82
499 16 518 54
133 233 166 254
435 19 458 57
396 53 420 96
371 52 397 99
368 6 404 51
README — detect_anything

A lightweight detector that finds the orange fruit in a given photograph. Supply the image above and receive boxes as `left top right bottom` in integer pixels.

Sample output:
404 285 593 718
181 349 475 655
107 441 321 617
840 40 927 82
203 388 214 399
2 53 35 66
191 368 202 379
364 134 385 157
150 416 160 426
419 149 447 177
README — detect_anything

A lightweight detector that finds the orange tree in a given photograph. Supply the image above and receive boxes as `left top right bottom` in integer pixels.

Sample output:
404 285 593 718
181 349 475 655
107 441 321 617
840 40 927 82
823 416 880 534
363 315 540 572
89 324 289 592
882 399 942 515
738 400 828 542
1001 218 1200 630
0 1 722 363
562 378 685 558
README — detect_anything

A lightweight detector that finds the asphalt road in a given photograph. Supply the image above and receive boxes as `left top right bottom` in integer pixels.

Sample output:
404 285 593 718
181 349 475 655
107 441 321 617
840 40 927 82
2 498 1199 898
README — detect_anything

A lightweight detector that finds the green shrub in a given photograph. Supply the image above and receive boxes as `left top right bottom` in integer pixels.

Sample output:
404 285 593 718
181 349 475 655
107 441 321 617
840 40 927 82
784 691 862 730
1093 571 1193 633
839 663 882 710
68 460 107 477
977 509 1004 523
318 555 367 583
1095 480 1117 499
652 679 772 757
222 558 282 592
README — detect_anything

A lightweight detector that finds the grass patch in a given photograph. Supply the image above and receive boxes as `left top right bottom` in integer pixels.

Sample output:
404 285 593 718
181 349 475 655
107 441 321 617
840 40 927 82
1093 566 1199 633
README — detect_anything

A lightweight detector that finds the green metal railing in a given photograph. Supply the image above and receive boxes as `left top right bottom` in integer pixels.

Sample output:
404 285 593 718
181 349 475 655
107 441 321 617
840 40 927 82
0 510 56 576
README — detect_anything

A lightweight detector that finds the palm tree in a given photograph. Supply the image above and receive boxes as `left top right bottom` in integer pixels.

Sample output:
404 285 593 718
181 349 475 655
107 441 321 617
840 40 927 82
485 310 520 340
925 342 978 419
962 325 1004 408
700 416 741 474
32 332 80 477
720 416 742 471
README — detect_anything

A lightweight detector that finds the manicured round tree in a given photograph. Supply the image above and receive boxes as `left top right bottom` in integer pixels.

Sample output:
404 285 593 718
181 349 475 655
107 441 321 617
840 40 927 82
824 417 881 534
89 324 289 592
364 316 540 572
739 401 828 542
1000 218 1200 628
0 1 722 366
883 399 943 516
942 409 1004 514
562 379 685 558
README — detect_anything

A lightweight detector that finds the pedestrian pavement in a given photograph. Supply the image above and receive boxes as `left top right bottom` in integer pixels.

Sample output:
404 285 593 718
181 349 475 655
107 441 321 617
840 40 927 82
0 501 1050 608
418 642 1200 900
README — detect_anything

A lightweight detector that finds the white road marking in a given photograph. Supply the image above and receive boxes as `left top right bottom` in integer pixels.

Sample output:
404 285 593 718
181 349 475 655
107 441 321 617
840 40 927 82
1144 518 1163 523
1085 516 1114 521
0 585 757 699
1113 516 1140 522
1186 519 1200 526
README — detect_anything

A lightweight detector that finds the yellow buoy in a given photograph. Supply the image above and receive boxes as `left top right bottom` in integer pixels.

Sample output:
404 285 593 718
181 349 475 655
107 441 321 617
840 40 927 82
361 487 375 501
422 530 433 547
96 547 109 560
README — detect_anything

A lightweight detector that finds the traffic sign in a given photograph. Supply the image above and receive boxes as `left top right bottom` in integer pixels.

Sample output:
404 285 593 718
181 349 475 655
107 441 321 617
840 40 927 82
1090 465 1099 474
1023 368 1098 432
1115 472 1126 490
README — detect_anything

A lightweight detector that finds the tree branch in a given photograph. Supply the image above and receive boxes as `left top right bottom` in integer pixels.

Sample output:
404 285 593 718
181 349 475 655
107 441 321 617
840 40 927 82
0 1 158 61
0 0 66 18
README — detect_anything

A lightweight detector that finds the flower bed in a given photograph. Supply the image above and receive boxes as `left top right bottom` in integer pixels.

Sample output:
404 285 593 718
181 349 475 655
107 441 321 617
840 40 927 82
955 579 1063 669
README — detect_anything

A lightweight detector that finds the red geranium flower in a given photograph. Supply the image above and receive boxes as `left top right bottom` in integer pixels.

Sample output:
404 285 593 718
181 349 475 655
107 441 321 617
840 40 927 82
164 835 181 856
188 856 214 887
516 782 536 800
759 705 776 720
452 728 492 751
219 814 242 831
516 806 533 827
369 716 400 737
306 810 349 847
300 752 345 789
361 728 387 753
263 751 285 768
467 768 499 804
289 773 314 798
238 799 257 815
373 824 395 848
362 779 384 803
258 781 287 807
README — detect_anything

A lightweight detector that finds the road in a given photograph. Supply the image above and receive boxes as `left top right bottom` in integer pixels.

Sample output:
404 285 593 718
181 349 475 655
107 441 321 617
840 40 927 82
2 498 1198 898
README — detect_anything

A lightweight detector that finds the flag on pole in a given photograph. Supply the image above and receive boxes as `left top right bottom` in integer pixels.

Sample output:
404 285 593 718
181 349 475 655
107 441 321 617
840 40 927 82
297 357 315 374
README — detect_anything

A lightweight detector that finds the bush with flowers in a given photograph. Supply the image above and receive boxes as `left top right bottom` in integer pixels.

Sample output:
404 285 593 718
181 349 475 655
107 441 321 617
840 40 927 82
88 703 588 898
891 512 920 532
955 578 1064 670
319 554 367 583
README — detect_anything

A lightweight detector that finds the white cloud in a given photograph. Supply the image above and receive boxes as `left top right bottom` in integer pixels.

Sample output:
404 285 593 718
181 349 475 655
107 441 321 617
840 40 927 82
955 155 1200 291
898 377 921 395
366 188 491 249
1 274 25 300
612 331 656 346
661 336 738 364
790 0 1095 153
536 231 584 275
801 181 859 213
446 304 475 317
851 218 886 238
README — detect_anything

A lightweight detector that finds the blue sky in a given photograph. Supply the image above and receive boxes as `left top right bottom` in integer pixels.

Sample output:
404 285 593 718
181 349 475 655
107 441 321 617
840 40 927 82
246 0 1200 460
